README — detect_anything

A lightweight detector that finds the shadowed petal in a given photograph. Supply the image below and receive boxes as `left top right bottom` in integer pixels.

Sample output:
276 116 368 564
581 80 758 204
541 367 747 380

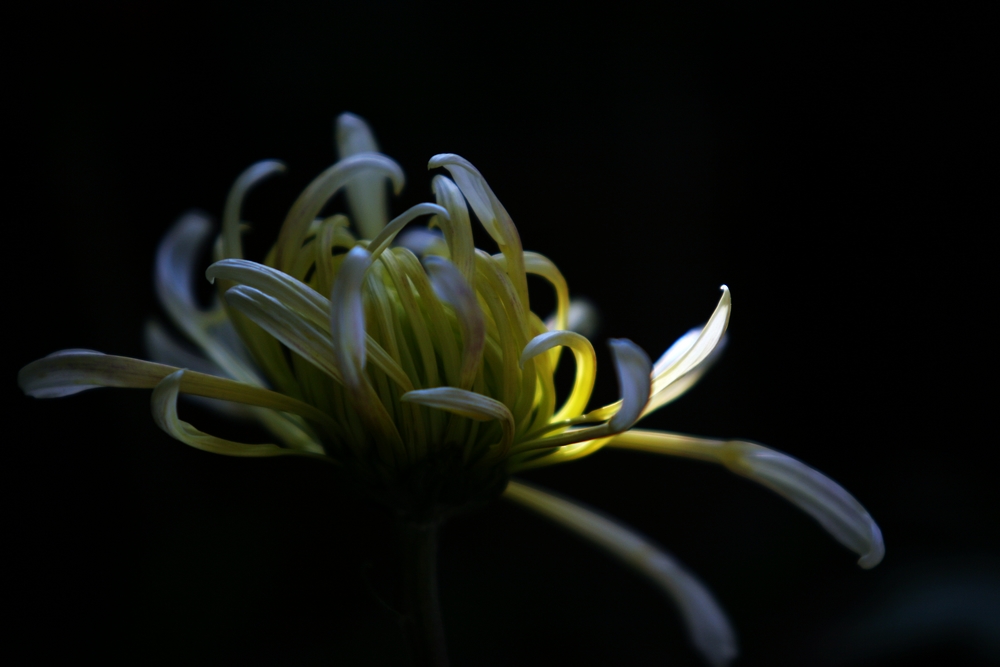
151 370 297 457
504 480 738 667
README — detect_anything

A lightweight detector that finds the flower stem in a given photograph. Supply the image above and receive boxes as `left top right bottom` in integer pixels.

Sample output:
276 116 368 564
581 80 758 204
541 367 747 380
399 518 449 667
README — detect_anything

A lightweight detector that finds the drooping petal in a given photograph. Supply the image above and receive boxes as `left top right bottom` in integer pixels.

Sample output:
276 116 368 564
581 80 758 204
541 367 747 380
151 370 295 458
222 160 286 260
607 339 653 432
650 286 731 400
401 387 514 457
428 153 529 310
425 255 485 390
564 298 599 337
18 349 342 438
609 430 885 569
504 480 738 667
430 174 476 285
520 330 596 422
336 112 391 240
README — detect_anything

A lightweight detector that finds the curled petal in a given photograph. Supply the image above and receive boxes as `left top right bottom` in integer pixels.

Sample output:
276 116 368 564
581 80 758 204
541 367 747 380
222 160 286 260
651 286 731 402
609 430 885 569
520 331 596 422
402 387 514 457
430 174 476 285
562 298 599 338
273 153 404 272
336 112 391 240
608 339 653 432
504 480 738 667
367 202 449 263
425 255 485 390
151 370 291 457
428 153 529 309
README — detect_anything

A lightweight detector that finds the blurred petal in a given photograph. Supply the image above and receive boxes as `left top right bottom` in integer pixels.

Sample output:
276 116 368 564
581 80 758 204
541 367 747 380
610 430 885 569
504 480 738 667
367 202 449 263
336 112 390 240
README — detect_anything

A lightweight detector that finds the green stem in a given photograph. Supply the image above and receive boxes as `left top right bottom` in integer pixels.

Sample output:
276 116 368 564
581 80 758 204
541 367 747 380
399 519 449 667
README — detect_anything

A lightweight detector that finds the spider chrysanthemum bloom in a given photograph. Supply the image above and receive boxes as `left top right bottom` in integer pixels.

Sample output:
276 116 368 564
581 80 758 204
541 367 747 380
19 114 883 666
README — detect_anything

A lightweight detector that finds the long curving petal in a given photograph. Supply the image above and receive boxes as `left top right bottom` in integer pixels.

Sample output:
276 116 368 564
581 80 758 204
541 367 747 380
18 349 342 439
504 480 738 667
151 370 307 458
272 152 404 273
609 430 885 569
427 154 529 310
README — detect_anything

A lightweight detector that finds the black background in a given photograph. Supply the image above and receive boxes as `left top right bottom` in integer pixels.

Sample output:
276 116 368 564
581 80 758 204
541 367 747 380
7 2 994 666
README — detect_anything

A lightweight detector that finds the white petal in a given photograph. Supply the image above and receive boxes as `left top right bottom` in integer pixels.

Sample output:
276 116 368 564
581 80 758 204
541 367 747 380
336 112 391 240
729 442 885 569
565 298 599 337
651 286 731 398
609 430 885 569
504 480 738 667
151 370 291 457
644 331 728 415
395 228 447 257
607 339 653 432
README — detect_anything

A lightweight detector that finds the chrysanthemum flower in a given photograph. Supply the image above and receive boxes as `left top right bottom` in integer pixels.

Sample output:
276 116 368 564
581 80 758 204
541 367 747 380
18 113 883 666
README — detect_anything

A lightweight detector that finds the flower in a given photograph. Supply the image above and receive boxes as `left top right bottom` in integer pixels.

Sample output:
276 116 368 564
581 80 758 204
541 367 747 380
18 113 883 666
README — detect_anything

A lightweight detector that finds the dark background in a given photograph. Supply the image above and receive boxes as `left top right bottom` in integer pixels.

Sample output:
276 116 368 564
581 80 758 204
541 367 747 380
8 2 993 666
